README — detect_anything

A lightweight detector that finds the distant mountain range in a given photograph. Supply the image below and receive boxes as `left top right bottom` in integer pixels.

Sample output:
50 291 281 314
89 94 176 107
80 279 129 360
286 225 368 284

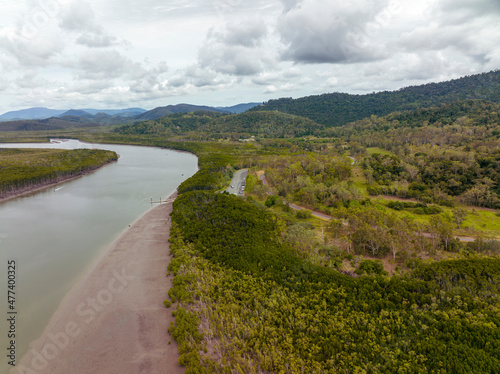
0 107 148 121
0 102 261 123
133 104 229 122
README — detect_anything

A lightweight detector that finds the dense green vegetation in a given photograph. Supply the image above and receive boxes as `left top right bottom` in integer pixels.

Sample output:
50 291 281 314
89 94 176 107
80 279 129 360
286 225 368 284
329 100 500 209
115 110 323 139
0 148 117 198
166 147 500 373
250 70 500 126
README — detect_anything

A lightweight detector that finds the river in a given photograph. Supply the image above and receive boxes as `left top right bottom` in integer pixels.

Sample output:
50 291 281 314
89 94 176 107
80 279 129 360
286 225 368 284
0 139 198 370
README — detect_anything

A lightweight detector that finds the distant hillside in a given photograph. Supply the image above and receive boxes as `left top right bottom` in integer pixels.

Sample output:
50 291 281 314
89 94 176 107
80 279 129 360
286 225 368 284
133 104 229 121
59 109 94 118
0 103 257 123
217 102 261 114
0 117 101 131
116 110 321 138
251 70 500 127
0 107 147 121
0 107 66 121
81 108 147 116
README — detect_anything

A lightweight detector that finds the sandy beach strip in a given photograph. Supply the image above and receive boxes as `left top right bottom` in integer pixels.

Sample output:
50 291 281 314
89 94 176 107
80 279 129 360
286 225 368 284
12 193 184 374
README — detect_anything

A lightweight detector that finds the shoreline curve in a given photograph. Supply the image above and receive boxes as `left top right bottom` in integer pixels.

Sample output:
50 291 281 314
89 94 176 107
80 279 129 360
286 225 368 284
11 192 184 374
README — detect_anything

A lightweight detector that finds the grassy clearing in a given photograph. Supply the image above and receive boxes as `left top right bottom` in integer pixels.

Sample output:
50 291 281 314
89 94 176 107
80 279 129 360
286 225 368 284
373 195 500 239
365 147 394 156
350 165 368 195
459 208 500 238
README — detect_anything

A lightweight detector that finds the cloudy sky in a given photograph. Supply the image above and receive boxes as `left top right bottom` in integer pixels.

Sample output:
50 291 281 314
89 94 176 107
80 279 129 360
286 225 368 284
0 0 499 112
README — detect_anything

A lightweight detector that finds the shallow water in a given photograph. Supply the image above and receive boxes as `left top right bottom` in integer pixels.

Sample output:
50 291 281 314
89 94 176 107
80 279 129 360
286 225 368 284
0 139 198 369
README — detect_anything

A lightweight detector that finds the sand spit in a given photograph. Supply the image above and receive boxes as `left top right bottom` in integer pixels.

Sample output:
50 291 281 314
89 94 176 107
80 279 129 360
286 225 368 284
12 194 184 374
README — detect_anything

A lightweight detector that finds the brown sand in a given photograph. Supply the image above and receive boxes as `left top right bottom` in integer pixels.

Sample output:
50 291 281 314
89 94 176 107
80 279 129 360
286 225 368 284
12 194 184 374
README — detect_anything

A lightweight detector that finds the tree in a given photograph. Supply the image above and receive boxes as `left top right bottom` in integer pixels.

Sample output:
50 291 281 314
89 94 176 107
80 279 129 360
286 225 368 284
452 207 468 229
429 214 455 251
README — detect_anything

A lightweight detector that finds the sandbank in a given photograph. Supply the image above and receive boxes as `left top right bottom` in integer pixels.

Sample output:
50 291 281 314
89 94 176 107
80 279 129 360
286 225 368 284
12 193 184 374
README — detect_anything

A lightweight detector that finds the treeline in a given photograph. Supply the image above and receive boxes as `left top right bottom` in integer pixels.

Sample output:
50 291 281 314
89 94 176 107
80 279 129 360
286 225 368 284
250 70 500 126
0 148 117 197
166 145 500 373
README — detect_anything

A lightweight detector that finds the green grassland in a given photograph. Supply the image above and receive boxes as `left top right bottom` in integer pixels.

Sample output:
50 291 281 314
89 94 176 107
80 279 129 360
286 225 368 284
0 148 118 198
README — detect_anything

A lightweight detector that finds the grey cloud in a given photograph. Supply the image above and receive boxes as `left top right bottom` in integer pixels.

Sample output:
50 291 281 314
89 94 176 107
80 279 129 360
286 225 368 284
398 25 474 52
215 0 281 20
223 20 268 47
251 68 303 86
99 0 215 23
438 0 500 25
129 62 169 93
184 66 222 87
278 0 390 64
77 50 129 79
168 75 188 88
199 44 264 75
279 0 300 12
363 52 454 82
59 1 95 31
396 0 500 67
76 50 170 91
60 1 119 48
198 19 274 76
165 65 233 92
0 31 64 67
76 33 118 48
68 80 113 95
0 76 10 92
15 71 47 89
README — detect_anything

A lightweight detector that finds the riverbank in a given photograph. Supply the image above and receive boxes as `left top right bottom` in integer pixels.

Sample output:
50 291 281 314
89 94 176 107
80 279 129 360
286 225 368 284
0 164 114 204
0 150 118 204
12 193 184 374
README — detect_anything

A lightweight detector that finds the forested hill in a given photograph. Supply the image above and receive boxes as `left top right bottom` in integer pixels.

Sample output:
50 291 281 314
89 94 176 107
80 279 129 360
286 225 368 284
328 100 500 208
115 110 322 138
250 70 500 127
